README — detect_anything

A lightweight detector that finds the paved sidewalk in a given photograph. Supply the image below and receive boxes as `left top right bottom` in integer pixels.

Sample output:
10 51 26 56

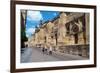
52 51 88 61
21 48 33 63
21 47 88 63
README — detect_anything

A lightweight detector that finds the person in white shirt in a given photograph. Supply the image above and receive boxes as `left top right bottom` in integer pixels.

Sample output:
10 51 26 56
49 46 52 55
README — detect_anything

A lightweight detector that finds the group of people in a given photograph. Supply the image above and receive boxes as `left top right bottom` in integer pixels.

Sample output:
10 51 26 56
41 46 53 55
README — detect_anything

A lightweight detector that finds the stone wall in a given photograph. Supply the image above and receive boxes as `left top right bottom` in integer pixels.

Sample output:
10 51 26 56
58 44 89 58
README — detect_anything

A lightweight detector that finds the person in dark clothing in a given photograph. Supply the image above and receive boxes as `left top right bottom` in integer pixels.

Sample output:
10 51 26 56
42 47 45 54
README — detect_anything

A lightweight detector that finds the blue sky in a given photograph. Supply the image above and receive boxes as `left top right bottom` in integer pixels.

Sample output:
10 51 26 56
26 10 59 38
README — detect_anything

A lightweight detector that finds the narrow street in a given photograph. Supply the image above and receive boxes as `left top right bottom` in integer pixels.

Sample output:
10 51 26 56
21 47 88 63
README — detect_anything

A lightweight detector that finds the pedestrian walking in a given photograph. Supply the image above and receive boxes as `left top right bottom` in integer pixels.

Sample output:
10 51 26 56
45 48 48 54
42 47 45 54
49 46 52 55
42 46 48 54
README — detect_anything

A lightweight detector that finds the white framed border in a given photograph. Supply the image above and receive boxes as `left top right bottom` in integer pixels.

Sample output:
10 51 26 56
15 4 94 69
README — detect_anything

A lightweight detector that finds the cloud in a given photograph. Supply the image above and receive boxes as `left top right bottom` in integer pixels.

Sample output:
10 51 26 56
26 28 35 37
27 28 35 33
53 13 57 16
26 34 29 38
27 11 43 21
